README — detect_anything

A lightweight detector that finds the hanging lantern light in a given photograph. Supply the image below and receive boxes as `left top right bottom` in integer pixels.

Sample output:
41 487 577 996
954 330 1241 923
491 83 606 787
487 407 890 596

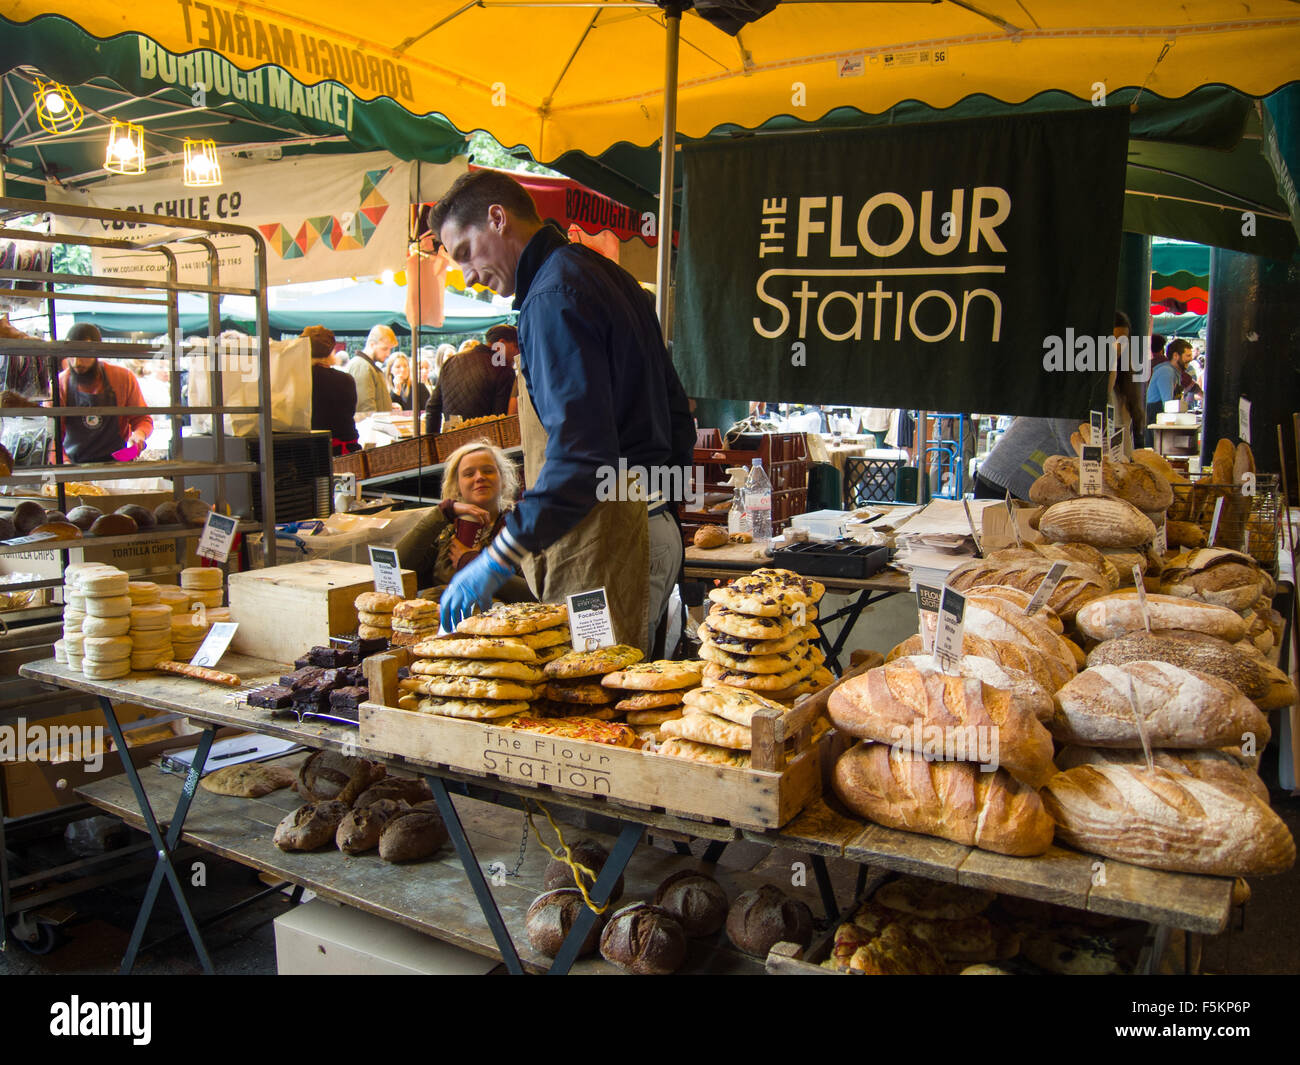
104 119 145 175
182 138 221 187
33 78 84 134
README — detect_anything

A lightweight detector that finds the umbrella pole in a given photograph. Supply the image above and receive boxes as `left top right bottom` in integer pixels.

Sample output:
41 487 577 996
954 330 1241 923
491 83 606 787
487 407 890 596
655 4 682 330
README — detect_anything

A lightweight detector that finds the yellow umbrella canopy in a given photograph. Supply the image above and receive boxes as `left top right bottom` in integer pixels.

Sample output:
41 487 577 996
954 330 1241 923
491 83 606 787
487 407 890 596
8 2 1300 160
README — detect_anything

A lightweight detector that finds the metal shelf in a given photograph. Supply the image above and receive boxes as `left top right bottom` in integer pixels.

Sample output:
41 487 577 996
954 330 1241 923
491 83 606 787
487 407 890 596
0 521 261 560
0 406 262 418
0 459 260 486
0 194 278 569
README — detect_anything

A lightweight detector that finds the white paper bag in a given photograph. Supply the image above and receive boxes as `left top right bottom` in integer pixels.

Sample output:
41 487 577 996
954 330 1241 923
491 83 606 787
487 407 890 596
187 335 312 436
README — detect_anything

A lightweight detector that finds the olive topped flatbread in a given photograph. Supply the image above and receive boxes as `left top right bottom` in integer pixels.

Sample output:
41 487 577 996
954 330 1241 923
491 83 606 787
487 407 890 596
707 585 798 617
411 635 538 662
705 605 794 640
409 658 546 682
600 660 704 691
733 568 826 604
457 601 570 636
544 643 643 679
698 621 816 656
682 684 787 726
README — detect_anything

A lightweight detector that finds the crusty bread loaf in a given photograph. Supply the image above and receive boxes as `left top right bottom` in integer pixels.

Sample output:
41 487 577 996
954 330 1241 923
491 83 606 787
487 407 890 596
273 801 349 851
961 597 1078 679
1056 745 1269 803
1042 764 1295 876
895 654 1053 723
1038 497 1157 549
829 660 1057 787
946 558 1106 624
1100 548 1146 585
1086 629 1269 701
526 888 605 958
1165 520 1207 549
1159 548 1263 612
600 903 687 973
1050 662 1270 749
1075 591 1249 643
832 741 1056 857
726 884 814 957
1211 438 1236 485
887 632 1072 694
1131 448 1186 486
949 580 1065 631
1030 455 1173 511
378 806 449 862
654 871 729 938
336 798 407 854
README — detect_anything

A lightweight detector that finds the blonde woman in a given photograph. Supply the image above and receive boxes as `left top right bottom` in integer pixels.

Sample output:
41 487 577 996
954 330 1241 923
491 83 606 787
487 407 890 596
385 351 428 412
413 441 530 600
347 324 395 415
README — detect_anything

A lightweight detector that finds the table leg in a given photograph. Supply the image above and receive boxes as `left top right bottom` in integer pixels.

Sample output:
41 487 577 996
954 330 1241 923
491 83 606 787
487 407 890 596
810 854 838 920
105 697 217 974
426 774 525 975
1144 924 1172 975
815 590 887 674
548 821 643 976
700 839 729 864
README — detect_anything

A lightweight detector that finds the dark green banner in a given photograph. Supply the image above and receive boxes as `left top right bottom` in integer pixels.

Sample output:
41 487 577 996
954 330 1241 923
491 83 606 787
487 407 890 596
674 109 1131 417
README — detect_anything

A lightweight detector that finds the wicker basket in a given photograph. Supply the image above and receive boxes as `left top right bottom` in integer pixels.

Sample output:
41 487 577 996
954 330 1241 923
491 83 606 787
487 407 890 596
434 415 521 462
331 449 369 479
1168 474 1281 576
365 436 439 477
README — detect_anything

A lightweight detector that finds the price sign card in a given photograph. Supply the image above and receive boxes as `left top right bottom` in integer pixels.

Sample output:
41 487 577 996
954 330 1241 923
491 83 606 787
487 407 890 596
1024 561 1067 617
1108 429 1125 465
1105 403 1116 437
566 587 616 651
1153 520 1168 559
1239 397 1251 445
1208 497 1225 547
1004 491 1023 549
932 586 966 675
915 583 941 653
1080 446 1104 495
191 622 239 668
368 546 404 596
1090 411 1105 447
196 512 238 563
1132 566 1152 631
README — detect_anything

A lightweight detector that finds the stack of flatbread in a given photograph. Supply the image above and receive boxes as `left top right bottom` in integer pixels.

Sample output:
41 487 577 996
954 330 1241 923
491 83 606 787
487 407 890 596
657 685 792 769
600 659 706 742
537 643 645 722
698 568 834 703
398 602 570 720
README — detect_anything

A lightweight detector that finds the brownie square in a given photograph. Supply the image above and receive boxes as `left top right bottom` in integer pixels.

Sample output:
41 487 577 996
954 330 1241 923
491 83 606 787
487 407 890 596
329 685 369 711
339 666 367 687
396 666 411 680
294 655 312 670
291 689 329 713
309 646 359 668
347 636 389 658
247 684 293 709
280 666 325 688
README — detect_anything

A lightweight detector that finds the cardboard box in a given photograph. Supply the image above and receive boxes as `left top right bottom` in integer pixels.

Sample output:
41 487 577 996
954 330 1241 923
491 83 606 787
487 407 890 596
981 501 1045 552
0 704 211 818
0 538 180 583
274 899 496 975
227 559 416 663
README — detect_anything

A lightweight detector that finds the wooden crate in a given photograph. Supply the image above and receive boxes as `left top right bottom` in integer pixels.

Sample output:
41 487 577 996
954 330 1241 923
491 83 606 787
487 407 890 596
228 559 416 663
357 653 823 831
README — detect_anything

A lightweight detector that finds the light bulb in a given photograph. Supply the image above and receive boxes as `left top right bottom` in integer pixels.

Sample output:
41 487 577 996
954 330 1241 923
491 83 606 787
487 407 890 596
44 92 65 115
112 138 137 162
381 269 395 285
190 154 211 174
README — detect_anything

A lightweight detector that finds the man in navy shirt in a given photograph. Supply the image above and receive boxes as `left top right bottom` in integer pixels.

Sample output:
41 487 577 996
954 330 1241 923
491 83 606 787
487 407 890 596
1145 338 1193 444
431 170 693 652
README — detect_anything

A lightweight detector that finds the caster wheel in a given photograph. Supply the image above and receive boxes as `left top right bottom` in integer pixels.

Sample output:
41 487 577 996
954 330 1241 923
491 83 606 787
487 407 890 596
11 920 57 955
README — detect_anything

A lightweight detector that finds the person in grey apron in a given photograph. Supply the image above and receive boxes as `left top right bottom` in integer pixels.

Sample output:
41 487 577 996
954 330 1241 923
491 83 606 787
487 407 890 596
430 171 692 653
64 367 123 463
58 325 153 463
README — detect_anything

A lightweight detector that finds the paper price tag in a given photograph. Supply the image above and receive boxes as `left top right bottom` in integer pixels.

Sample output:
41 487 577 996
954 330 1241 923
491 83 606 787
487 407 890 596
1153 520 1167 559
1239 397 1251 445
1208 497 1225 547
1004 491 1023 549
190 622 238 669
915 583 941 653
1108 429 1125 465
566 587 616 651
1132 565 1151 631
1105 403 1116 438
1089 411 1104 447
1125 669 1155 772
368 546 404 596
1024 561 1068 617
1079 446 1104 496
932 586 966 675
196 511 238 563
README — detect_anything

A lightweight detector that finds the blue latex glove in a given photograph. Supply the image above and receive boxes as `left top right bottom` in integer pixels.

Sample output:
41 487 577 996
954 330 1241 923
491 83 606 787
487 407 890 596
440 551 512 631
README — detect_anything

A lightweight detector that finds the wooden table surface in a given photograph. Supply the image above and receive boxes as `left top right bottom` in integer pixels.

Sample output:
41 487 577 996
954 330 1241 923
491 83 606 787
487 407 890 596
22 658 1235 937
684 542 911 595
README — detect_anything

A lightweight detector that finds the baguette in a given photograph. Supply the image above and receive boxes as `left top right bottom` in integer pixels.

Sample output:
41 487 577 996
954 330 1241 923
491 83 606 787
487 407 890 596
832 742 1055 857
1075 592 1249 643
1056 746 1269 804
1042 763 1294 876
155 660 241 686
1050 662 1270 749
828 660 1057 787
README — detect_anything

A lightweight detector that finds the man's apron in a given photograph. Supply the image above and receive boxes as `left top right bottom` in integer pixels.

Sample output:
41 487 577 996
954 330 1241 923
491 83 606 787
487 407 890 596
516 368 649 651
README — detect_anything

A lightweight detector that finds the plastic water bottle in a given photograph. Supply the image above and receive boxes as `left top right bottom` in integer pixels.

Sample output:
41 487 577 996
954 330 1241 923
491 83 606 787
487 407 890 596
744 459 773 544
